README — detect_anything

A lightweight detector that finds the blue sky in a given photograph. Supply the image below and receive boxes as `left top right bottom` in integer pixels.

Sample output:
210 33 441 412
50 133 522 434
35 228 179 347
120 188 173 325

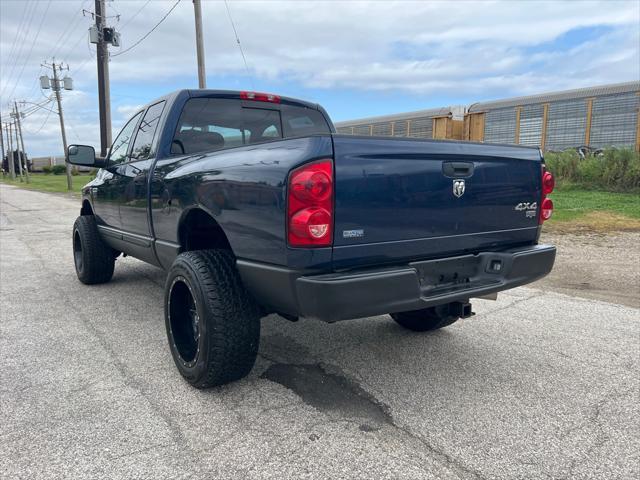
1 0 639 156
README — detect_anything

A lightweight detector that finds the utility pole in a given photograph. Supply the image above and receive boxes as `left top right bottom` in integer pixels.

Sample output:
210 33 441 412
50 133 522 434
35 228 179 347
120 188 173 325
95 0 112 157
13 117 24 181
14 101 29 183
0 113 5 173
51 62 72 191
6 123 15 180
193 0 206 88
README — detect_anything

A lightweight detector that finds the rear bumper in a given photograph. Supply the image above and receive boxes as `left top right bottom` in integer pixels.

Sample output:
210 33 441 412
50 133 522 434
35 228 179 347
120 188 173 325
237 244 556 322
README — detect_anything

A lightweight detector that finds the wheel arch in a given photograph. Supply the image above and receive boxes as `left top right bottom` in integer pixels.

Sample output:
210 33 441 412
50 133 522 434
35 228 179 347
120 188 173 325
80 198 94 216
178 207 233 254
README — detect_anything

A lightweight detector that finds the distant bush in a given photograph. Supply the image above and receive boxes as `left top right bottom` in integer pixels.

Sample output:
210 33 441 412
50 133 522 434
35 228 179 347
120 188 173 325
71 166 79 176
51 164 67 175
42 165 52 174
545 148 640 192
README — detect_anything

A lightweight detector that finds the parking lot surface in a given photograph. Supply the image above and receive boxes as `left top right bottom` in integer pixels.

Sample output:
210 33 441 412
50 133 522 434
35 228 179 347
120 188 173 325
1 184 639 479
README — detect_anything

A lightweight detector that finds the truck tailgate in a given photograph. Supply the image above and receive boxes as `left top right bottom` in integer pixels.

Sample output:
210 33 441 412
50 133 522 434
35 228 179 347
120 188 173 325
332 136 543 269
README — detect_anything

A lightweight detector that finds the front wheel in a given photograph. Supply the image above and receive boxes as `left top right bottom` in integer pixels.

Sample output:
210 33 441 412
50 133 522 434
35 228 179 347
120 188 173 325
72 215 115 284
390 305 459 332
164 250 261 388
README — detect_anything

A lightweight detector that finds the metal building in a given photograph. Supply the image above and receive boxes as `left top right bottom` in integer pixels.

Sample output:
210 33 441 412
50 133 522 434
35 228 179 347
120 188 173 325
334 81 640 152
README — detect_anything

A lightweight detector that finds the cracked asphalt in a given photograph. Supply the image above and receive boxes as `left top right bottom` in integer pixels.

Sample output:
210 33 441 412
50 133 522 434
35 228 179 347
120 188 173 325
1 183 639 479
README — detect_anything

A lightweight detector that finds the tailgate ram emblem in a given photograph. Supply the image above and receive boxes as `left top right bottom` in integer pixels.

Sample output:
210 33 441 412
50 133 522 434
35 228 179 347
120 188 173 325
453 179 465 198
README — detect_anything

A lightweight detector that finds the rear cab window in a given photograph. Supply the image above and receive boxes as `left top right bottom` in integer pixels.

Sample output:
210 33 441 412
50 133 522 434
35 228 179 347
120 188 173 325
171 97 331 155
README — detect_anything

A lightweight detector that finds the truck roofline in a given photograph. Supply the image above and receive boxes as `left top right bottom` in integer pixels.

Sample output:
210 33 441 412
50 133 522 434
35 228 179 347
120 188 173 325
137 89 322 112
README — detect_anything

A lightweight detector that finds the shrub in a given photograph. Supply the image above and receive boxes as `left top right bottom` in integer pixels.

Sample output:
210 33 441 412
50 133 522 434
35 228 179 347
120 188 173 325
42 165 52 174
71 166 79 176
51 164 67 175
544 148 639 192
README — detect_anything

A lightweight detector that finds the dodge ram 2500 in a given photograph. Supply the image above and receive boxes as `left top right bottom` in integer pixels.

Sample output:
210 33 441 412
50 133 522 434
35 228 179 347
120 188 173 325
67 89 556 388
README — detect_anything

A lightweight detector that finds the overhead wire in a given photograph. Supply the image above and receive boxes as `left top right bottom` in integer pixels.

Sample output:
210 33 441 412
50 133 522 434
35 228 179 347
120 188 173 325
223 0 255 90
1 0 38 99
1 0 31 87
22 99 55 135
112 0 182 58
119 0 152 30
5 0 54 103
49 0 89 60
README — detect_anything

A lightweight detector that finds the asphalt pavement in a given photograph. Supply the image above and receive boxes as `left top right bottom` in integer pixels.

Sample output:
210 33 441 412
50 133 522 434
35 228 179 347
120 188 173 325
1 183 638 479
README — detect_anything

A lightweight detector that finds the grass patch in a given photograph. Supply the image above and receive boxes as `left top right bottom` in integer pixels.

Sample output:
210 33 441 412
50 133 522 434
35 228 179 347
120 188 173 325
546 183 640 233
0 173 90 194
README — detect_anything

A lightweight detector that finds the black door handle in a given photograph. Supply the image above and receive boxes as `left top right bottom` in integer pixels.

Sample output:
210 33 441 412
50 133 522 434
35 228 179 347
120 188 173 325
442 161 474 178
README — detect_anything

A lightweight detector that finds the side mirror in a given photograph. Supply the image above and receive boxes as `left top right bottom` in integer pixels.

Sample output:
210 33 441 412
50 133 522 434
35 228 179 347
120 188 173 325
66 144 106 168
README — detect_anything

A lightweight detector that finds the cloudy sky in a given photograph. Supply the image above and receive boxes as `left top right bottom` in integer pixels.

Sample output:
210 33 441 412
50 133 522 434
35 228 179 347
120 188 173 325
1 0 638 157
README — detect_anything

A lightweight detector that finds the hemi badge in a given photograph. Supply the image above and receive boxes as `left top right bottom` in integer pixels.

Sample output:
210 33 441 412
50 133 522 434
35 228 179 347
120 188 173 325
343 229 364 239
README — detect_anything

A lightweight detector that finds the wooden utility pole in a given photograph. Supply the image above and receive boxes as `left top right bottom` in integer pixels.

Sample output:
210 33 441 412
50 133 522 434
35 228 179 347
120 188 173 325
95 0 112 156
193 0 206 88
52 62 72 191
13 116 24 181
14 101 29 183
6 123 15 180
0 113 5 173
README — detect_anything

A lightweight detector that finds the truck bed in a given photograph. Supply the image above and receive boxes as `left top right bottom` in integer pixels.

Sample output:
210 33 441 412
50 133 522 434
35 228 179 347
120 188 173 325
331 135 543 269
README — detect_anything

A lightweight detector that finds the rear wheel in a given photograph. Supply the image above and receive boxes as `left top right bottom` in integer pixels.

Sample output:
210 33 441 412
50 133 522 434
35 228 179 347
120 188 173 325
391 305 459 332
72 215 115 284
164 250 260 388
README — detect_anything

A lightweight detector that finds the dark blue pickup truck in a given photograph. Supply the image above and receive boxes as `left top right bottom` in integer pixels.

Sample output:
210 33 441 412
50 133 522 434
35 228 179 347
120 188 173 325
67 89 556 388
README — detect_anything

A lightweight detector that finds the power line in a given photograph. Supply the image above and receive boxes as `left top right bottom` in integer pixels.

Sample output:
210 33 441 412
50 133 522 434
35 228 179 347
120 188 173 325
1 1 31 81
223 0 255 90
4 0 53 103
48 0 88 60
112 0 182 58
120 0 152 30
1 0 38 99
25 106 54 135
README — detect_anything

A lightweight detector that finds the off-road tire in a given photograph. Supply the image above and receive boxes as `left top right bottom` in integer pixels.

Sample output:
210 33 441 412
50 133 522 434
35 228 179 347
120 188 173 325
164 249 260 388
391 306 459 332
72 215 115 284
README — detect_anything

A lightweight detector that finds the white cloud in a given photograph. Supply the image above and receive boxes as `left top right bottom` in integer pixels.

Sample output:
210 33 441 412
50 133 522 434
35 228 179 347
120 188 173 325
1 0 638 156
116 104 144 118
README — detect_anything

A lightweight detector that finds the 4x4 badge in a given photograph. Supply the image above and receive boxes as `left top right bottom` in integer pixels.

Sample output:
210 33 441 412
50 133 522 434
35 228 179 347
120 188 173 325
453 179 465 198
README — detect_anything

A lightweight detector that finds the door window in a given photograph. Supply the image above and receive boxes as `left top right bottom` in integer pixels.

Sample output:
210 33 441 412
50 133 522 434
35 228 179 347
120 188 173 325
108 111 143 165
130 101 166 161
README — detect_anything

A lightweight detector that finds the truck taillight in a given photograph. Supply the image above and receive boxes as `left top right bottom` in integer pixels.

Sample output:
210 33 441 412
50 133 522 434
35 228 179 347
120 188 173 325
287 159 333 247
240 91 281 103
542 171 555 195
539 166 555 224
541 198 554 221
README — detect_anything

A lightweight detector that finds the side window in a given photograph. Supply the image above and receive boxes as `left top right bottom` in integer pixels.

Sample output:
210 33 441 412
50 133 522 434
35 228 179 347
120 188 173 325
108 111 143 165
173 98 244 155
130 101 166 161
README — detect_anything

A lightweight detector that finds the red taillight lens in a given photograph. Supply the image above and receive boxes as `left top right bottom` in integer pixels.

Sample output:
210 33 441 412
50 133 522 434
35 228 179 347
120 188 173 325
288 160 333 247
240 91 281 103
541 198 553 220
291 170 331 202
542 171 555 195
539 165 554 224
290 207 331 240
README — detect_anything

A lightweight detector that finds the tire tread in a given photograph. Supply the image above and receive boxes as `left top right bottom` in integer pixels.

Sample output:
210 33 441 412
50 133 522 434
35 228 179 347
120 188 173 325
73 215 115 284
